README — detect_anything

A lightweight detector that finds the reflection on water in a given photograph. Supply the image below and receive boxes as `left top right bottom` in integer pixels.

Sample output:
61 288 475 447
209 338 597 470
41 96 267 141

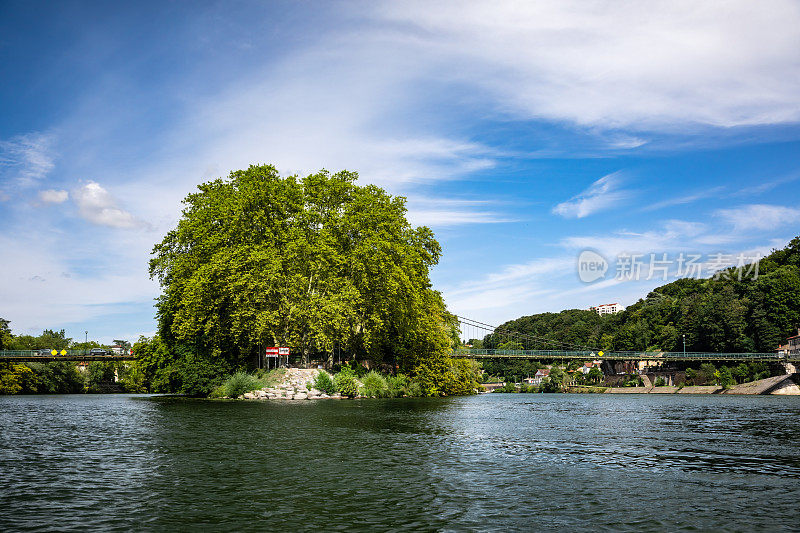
2 394 799 531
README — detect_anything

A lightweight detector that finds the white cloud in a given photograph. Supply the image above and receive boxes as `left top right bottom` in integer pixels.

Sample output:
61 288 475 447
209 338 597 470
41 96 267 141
732 174 800 197
443 257 572 314
552 172 630 218
405 197 514 226
642 186 726 212
715 204 800 232
181 48 501 191
373 0 800 129
0 132 55 187
560 219 714 258
39 189 69 203
72 181 147 229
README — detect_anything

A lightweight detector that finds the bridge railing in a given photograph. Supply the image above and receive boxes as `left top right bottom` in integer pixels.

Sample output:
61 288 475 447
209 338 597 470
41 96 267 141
0 350 125 356
453 348 790 361
0 350 134 359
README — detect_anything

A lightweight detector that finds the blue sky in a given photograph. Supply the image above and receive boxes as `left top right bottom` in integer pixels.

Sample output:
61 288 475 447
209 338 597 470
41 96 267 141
1 0 799 344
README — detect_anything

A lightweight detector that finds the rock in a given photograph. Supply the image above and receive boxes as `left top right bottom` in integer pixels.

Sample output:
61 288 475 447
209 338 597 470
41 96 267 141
243 392 256 400
293 392 308 400
320 394 329 398
308 388 322 396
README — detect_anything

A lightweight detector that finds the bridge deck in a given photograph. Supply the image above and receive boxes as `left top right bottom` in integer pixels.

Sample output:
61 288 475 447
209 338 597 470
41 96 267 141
453 349 795 362
0 350 135 362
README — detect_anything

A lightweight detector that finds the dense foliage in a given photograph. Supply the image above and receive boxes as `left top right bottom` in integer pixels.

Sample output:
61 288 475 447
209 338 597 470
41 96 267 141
313 371 336 395
146 164 477 396
0 326 125 394
488 236 800 353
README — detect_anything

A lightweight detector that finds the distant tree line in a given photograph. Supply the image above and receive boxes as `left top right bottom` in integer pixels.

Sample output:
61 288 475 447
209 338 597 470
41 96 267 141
485 236 800 354
0 326 139 395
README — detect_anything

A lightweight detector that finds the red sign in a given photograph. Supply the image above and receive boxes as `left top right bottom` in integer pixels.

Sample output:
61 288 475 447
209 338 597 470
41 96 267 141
265 347 290 357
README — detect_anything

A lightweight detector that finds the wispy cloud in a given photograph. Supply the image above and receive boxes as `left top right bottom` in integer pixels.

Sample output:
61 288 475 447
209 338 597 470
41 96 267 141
374 1 800 129
552 172 630 218
405 197 515 227
72 181 148 229
0 132 56 188
642 186 726 212
715 204 800 231
561 220 710 257
444 257 572 313
39 189 69 204
731 174 800 197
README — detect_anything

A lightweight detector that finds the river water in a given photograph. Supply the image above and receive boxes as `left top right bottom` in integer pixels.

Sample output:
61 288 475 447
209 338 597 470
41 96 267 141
1 393 799 532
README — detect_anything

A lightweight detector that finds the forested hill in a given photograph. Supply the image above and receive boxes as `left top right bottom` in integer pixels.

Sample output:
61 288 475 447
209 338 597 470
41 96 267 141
488 236 800 353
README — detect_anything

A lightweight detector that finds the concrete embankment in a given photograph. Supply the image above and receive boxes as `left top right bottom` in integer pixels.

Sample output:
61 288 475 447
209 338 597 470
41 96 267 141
605 374 800 395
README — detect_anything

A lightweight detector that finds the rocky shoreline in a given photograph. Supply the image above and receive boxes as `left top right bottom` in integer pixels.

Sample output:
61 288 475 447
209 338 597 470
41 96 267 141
239 368 345 400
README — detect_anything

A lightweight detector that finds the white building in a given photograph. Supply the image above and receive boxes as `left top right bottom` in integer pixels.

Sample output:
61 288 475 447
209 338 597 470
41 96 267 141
591 302 623 316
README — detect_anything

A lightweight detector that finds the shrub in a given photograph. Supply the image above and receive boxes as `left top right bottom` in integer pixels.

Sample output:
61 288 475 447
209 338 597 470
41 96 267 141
314 371 336 394
386 374 407 397
715 366 735 389
654 377 666 387
341 361 368 378
622 374 643 387
221 372 263 398
404 379 424 398
415 357 481 397
175 348 229 397
85 361 117 393
360 371 388 397
493 382 518 393
333 368 359 398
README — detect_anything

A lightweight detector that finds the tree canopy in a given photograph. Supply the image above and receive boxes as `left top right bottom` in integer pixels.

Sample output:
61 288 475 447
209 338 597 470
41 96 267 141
149 164 457 375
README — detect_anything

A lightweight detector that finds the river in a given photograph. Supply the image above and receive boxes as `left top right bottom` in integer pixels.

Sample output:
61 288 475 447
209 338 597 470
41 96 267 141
1 393 799 531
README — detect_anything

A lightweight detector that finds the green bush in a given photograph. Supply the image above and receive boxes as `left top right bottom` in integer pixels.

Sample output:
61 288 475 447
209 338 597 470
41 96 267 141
404 379 424 398
173 347 229 397
654 377 666 387
85 361 117 393
386 374 408 397
622 373 643 387
25 362 84 394
360 370 388 397
333 368 359 398
495 382 518 393
715 366 735 389
220 372 263 398
314 371 336 394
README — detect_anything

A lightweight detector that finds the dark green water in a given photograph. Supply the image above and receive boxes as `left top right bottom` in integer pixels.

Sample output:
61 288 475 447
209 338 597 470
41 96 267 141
2 393 800 532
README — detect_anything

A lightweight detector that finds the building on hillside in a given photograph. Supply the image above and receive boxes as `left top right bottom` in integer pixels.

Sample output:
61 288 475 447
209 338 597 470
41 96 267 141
785 328 800 356
590 302 623 315
531 368 550 386
579 361 601 374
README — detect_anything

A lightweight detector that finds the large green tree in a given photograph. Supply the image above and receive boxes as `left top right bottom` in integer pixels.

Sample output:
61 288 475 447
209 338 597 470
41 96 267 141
149 164 454 373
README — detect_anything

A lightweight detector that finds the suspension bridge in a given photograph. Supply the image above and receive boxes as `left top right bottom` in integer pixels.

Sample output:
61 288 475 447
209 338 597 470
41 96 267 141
452 316 798 363
0 351 135 362
0 315 795 364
